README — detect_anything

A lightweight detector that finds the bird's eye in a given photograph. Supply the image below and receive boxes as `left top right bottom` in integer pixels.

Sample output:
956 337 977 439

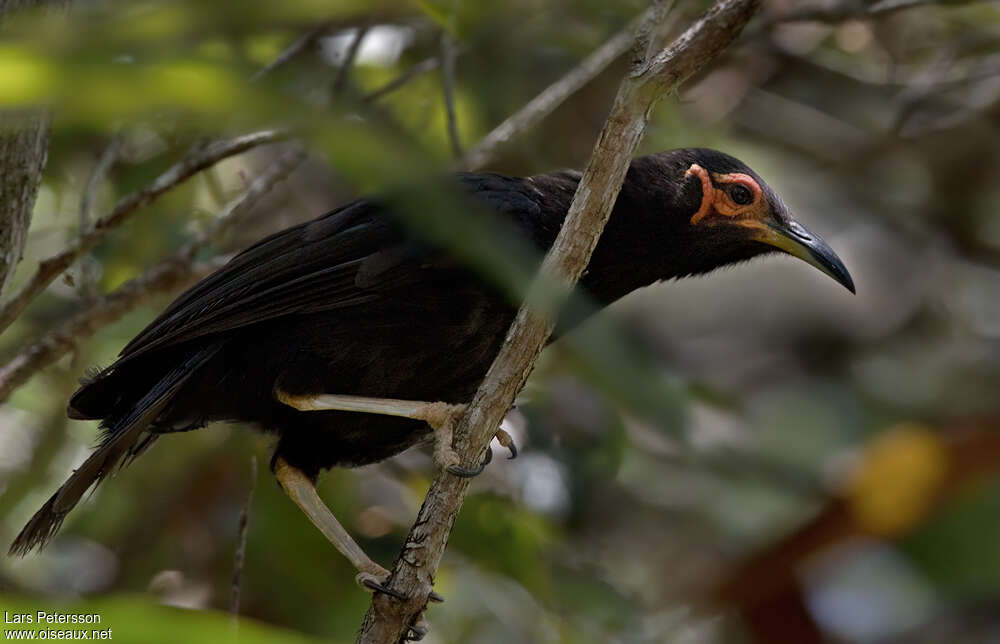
729 184 754 206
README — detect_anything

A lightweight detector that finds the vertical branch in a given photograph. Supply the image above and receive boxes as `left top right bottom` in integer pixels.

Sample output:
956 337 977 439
440 31 462 159
333 25 370 96
77 137 120 301
231 456 258 618
0 0 63 300
0 112 48 299
355 0 761 642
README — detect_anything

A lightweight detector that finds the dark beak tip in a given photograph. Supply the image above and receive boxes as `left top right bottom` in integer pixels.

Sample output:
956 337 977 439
826 254 856 295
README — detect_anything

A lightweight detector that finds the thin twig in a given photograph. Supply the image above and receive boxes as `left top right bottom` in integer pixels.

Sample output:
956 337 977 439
0 129 287 337
766 0 982 24
363 57 441 103
192 145 307 247
251 21 333 83
231 455 258 618
440 32 462 159
77 137 120 301
202 166 229 208
459 8 660 172
333 25 370 95
0 147 306 403
355 1 760 641
78 139 120 238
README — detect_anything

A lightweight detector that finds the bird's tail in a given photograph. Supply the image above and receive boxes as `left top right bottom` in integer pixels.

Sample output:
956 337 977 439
8 344 221 556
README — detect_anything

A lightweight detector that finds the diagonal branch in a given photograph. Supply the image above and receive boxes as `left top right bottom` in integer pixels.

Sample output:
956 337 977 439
458 5 670 172
355 1 761 642
333 25 370 95
250 21 333 83
0 146 306 403
0 128 287 337
766 0 982 24
363 56 441 103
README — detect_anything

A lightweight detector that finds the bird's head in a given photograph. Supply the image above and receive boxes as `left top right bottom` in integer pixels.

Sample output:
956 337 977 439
630 148 855 294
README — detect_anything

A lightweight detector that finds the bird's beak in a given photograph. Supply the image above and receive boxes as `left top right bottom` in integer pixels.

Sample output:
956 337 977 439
753 215 855 293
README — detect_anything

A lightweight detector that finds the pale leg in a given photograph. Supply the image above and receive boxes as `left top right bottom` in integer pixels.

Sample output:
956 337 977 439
273 457 407 596
275 390 517 476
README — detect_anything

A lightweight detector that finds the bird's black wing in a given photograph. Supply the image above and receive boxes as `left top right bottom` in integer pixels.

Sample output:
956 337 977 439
117 173 546 363
117 198 414 361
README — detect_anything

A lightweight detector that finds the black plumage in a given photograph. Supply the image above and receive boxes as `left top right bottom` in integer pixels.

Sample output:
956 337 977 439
10 148 853 556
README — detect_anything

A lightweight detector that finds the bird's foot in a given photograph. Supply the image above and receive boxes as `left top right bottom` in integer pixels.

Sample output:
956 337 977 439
420 402 469 474
432 412 518 477
358 571 438 642
356 569 444 604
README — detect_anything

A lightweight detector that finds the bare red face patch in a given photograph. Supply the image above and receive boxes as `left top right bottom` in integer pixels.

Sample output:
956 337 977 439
686 164 715 224
686 164 764 225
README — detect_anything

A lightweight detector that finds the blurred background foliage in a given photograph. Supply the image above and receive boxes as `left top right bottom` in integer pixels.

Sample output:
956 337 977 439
1 0 1000 642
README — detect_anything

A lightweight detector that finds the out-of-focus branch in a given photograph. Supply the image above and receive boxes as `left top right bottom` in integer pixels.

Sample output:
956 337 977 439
230 455 258 618
364 57 441 103
440 32 462 159
355 1 760 641
458 6 669 172
0 113 49 301
250 21 333 83
77 137 120 301
0 129 287 337
0 1 52 301
0 257 227 404
766 0 983 24
0 146 305 403
333 25 370 95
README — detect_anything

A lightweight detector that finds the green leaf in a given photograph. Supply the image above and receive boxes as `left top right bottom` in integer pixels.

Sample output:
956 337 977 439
0 594 334 644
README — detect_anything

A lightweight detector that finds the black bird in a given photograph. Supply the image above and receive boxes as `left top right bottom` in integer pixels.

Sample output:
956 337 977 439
10 148 853 597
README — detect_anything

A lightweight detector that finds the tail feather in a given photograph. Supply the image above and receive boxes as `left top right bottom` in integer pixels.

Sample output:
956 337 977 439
9 344 221 556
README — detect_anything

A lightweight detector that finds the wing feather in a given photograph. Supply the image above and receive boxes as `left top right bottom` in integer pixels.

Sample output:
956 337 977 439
119 199 410 360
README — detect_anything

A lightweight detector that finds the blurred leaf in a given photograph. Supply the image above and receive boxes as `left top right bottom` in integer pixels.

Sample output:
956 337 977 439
0 593 331 644
902 475 1000 600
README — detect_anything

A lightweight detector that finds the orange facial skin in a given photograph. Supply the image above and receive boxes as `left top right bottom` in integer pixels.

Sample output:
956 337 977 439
685 163 768 228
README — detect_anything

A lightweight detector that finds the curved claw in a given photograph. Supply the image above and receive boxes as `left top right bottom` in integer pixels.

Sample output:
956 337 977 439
428 590 445 603
360 576 407 600
446 446 492 478
406 621 428 641
495 428 518 460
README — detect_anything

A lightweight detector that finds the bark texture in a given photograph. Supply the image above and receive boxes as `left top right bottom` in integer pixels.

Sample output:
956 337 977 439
0 112 49 300
0 2 52 300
